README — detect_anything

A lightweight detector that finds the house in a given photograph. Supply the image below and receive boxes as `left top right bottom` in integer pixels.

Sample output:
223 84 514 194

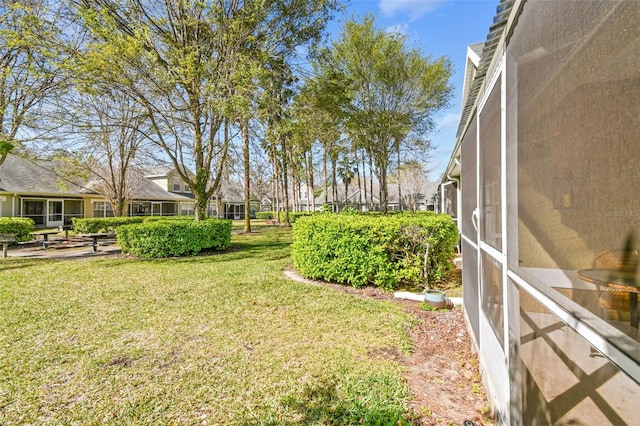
0 155 214 226
0 154 89 227
440 0 640 424
313 181 439 212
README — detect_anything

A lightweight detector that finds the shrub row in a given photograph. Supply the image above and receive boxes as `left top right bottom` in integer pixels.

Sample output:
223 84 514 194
256 211 274 220
279 211 313 223
256 211 313 223
0 217 35 242
291 213 458 291
72 216 144 233
72 215 199 233
117 218 232 258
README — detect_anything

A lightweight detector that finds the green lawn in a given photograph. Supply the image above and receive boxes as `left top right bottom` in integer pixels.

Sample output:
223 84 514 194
0 223 417 425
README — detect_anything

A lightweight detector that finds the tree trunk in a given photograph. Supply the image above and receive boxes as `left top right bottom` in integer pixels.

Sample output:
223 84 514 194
195 191 209 220
344 181 348 211
361 155 366 211
369 155 374 210
307 150 315 212
281 135 291 227
331 156 338 213
242 119 251 233
271 140 280 222
379 158 389 214
292 173 299 212
397 144 403 212
323 148 328 209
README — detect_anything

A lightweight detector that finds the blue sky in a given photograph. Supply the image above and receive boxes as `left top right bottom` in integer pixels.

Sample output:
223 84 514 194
326 0 498 180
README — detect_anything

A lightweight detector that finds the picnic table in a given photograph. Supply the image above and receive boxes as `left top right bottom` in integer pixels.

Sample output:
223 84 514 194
0 233 15 258
78 233 112 253
58 224 73 239
31 230 60 248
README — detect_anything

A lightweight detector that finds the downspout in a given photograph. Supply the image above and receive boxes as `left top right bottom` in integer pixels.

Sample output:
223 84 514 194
445 173 462 252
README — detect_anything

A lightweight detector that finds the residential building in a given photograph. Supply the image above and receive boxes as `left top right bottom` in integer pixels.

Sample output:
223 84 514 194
441 1 640 423
0 154 254 225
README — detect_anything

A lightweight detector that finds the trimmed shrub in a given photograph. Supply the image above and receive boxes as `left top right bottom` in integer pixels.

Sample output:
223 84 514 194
143 215 195 222
0 217 35 242
278 211 313 223
72 216 144 233
291 213 458 291
256 211 274 220
117 218 232 258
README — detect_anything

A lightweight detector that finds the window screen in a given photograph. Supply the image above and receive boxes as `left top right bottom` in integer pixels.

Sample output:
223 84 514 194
519 287 639 424
479 77 502 251
507 0 640 365
509 1 640 271
461 116 478 242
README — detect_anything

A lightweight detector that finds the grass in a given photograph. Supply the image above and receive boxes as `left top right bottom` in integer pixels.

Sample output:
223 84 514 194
0 222 417 425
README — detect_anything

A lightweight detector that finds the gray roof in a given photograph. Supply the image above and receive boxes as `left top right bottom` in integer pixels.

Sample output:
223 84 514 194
0 154 192 202
128 175 193 201
457 0 515 138
0 154 91 196
469 42 485 57
143 165 177 178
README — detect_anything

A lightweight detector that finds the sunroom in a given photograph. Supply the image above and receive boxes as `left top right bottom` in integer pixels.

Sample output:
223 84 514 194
442 1 640 424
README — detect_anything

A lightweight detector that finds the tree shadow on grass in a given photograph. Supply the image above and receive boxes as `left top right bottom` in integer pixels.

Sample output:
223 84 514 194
0 258 45 271
258 376 413 426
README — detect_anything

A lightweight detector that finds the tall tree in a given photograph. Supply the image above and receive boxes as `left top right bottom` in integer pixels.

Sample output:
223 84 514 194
0 1 77 165
314 16 453 213
75 0 339 220
65 92 150 216
391 160 429 213
337 156 355 210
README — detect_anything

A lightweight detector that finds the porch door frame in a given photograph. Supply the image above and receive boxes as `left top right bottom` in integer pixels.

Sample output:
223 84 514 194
233 204 244 220
152 202 162 216
47 199 64 227
476 57 516 422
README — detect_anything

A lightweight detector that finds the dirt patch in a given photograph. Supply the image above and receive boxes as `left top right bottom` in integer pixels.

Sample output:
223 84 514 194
283 268 493 425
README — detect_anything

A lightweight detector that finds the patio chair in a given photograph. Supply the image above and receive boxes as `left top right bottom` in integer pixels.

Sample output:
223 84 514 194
591 249 639 334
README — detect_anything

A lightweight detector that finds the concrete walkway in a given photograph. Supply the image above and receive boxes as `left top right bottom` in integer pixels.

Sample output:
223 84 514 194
3 242 121 260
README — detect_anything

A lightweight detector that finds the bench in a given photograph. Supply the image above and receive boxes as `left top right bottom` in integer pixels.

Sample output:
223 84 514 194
0 233 16 258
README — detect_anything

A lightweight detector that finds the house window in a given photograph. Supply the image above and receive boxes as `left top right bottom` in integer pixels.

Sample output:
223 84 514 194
92 201 114 218
22 199 45 225
181 202 194 216
172 177 181 192
131 201 151 216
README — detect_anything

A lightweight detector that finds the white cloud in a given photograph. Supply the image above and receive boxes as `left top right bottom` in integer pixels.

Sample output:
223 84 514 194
385 24 409 36
379 0 449 21
436 112 460 130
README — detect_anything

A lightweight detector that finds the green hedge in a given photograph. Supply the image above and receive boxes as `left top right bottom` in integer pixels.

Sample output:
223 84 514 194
278 211 313 223
291 213 458 291
117 219 232 258
143 216 196 222
0 217 35 242
256 211 274 220
72 216 144 233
